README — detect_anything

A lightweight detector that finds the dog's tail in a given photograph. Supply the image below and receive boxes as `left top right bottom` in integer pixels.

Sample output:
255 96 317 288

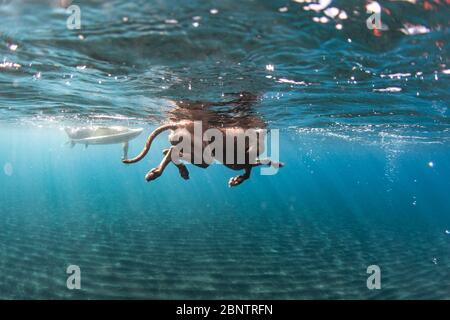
122 123 177 164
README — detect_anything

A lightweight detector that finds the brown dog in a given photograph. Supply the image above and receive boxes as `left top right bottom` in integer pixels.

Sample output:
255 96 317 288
123 92 283 187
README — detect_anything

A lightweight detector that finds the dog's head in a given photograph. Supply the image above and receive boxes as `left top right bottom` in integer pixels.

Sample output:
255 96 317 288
166 92 265 130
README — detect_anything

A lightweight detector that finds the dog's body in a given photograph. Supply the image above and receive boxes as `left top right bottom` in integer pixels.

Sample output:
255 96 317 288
123 92 283 187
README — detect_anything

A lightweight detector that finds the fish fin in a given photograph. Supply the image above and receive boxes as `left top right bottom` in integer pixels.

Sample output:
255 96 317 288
122 142 129 160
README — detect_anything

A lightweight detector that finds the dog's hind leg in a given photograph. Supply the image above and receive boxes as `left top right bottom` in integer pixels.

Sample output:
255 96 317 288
228 166 252 187
254 159 284 168
163 149 190 180
145 147 175 182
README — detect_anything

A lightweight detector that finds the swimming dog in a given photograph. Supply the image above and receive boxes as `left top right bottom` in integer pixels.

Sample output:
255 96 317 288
123 92 283 187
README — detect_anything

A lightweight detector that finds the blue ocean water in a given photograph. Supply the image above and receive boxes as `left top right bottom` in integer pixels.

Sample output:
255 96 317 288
0 0 449 299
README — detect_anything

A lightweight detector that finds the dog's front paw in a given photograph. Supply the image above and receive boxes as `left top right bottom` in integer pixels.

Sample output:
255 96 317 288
145 168 162 182
228 176 245 187
179 167 190 180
